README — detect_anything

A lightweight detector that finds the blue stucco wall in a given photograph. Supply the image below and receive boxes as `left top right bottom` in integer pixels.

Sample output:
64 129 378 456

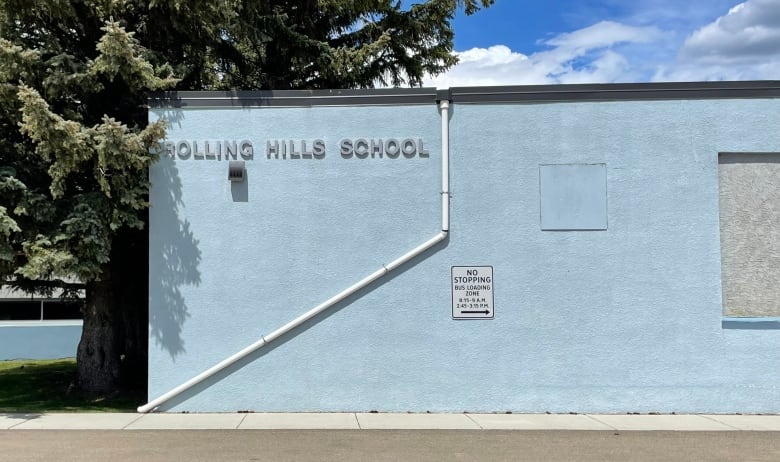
148 96 780 413
0 324 81 360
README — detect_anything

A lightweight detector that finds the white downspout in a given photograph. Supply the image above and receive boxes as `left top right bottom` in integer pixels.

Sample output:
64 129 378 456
138 99 451 413
440 100 450 233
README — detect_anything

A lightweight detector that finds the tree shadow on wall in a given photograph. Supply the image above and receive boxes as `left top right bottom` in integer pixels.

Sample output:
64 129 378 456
149 156 201 360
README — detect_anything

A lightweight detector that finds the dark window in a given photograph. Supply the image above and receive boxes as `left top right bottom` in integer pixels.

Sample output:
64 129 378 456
0 301 41 321
42 301 83 320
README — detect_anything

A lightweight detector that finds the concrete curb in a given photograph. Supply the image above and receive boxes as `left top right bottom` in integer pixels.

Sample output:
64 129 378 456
2 413 780 431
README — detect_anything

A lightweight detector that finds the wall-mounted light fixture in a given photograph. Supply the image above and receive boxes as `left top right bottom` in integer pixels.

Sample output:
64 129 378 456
228 161 245 182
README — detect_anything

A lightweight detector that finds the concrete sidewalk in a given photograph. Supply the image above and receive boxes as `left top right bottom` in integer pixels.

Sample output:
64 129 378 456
2 412 780 431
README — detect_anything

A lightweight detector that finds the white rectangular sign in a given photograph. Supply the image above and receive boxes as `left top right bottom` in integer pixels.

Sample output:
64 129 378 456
451 266 494 319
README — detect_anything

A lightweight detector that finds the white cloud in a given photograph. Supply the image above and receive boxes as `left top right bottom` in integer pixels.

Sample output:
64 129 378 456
423 21 665 87
545 20 662 51
536 21 664 83
656 0 780 80
424 0 780 87
423 45 536 87
681 0 780 60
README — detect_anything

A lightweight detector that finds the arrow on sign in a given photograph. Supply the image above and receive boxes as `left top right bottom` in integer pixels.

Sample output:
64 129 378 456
461 310 490 315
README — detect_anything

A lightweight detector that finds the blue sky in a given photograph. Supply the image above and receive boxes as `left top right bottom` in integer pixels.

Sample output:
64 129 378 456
423 0 780 86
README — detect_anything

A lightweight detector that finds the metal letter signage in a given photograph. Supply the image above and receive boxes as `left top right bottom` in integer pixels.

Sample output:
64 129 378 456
160 137 428 161
451 266 494 319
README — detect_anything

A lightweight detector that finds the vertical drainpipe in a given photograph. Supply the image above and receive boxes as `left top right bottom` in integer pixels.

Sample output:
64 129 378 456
138 98 452 413
440 99 450 233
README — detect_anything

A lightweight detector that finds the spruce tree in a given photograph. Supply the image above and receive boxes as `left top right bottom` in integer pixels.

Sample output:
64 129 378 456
0 0 492 394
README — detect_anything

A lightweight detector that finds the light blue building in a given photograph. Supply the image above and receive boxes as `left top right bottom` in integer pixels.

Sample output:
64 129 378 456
143 82 780 413
0 286 83 360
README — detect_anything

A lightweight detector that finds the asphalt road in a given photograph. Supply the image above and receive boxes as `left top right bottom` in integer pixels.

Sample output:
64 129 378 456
2 430 780 462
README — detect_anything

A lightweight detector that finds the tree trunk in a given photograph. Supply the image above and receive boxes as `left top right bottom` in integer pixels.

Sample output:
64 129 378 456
76 228 148 394
114 227 148 394
76 277 121 392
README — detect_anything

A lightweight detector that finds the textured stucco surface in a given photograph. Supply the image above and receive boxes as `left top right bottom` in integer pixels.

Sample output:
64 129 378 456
0 324 81 360
148 97 780 413
539 163 607 230
719 153 780 317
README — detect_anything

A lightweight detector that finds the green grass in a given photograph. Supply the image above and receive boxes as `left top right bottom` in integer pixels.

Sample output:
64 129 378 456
0 358 144 413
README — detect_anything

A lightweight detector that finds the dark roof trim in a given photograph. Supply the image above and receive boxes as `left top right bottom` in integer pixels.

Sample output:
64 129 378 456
149 81 780 108
149 88 438 108
447 81 780 104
